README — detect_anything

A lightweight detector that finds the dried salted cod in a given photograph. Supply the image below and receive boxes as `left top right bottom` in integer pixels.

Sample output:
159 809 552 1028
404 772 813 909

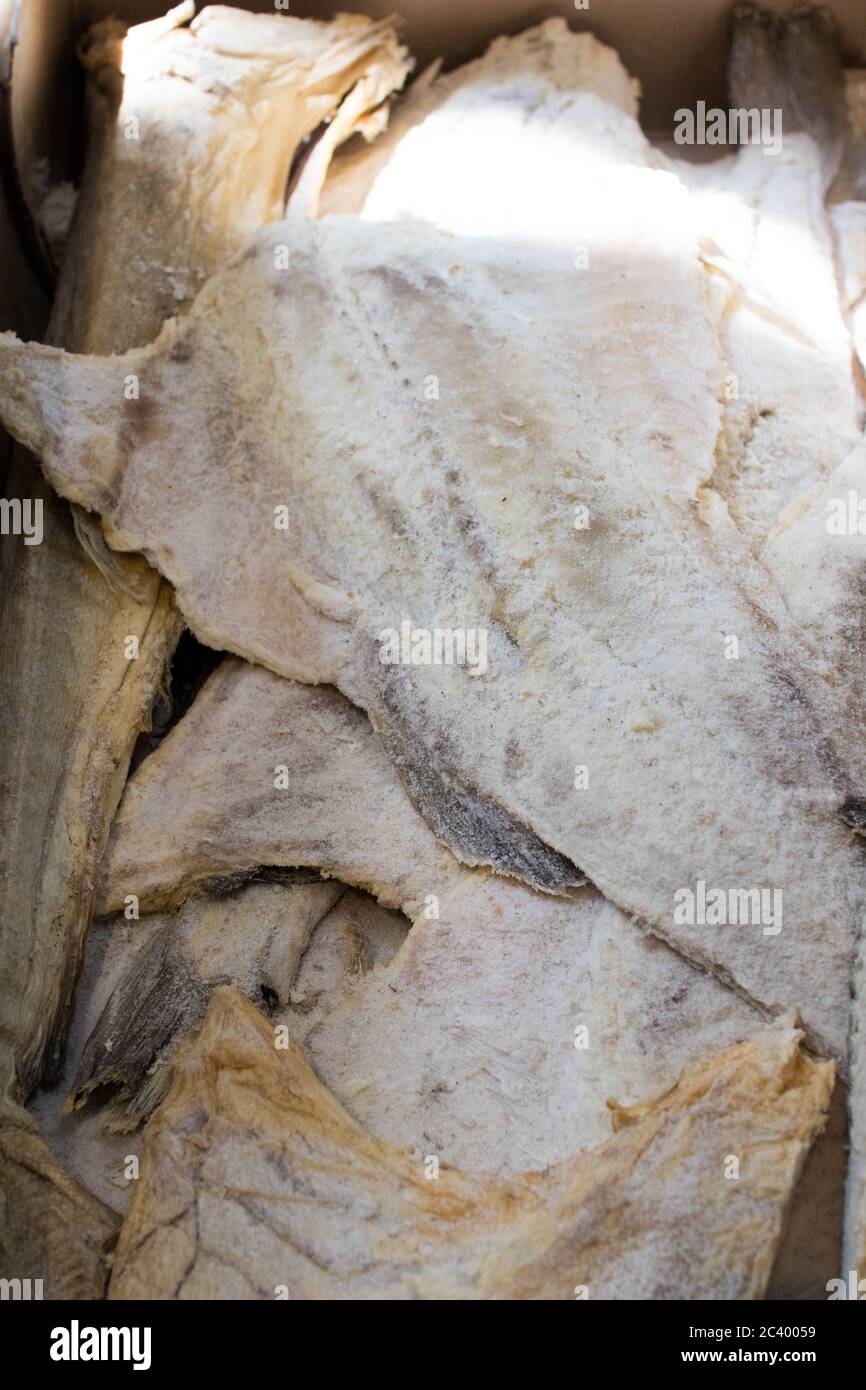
6 0 411 1080
285 888 408 1031
97 661 468 917
318 17 638 217
757 439 866 790
90 660 840 1290
309 875 764 1174
32 885 404 1216
0 0 408 1296
58 4 411 344
92 658 756 1161
64 880 340 1135
670 7 861 548
107 990 832 1301
702 43 866 730
712 48 866 1284
1 210 861 1063
680 17 866 1289
58 883 405 1149
331 23 646 240
672 13 866 1291
329 8 859 550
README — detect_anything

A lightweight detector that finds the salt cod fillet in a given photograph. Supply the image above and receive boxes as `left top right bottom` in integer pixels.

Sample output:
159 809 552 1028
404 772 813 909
0 211 862 1062
330 9 859 550
97 662 467 918
676 6 861 547
2 1 410 1091
0 0 408 1297
107 990 832 1301
67 880 343 1133
318 18 639 218
31 885 403 1217
89 658 839 1289
324 10 863 744
675 10 866 1288
56 3 411 348
180 14 861 1277
90 658 756 1164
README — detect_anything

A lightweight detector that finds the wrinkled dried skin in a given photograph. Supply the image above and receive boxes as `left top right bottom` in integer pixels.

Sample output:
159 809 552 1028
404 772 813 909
94 663 840 1287
31 886 403 1216
67 881 342 1131
108 991 831 1300
0 0 408 1294
3 210 862 1062
93 658 758 1160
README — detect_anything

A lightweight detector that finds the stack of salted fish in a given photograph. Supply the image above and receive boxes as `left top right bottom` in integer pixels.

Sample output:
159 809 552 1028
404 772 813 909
0 2 864 1301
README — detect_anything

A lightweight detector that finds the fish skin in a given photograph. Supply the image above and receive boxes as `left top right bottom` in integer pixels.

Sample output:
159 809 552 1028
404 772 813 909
0 208 859 1062
107 988 833 1301
0 0 410 1295
86 657 758 1163
86 648 841 1287
67 881 343 1132
47 13 856 1289
1 1 412 1092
